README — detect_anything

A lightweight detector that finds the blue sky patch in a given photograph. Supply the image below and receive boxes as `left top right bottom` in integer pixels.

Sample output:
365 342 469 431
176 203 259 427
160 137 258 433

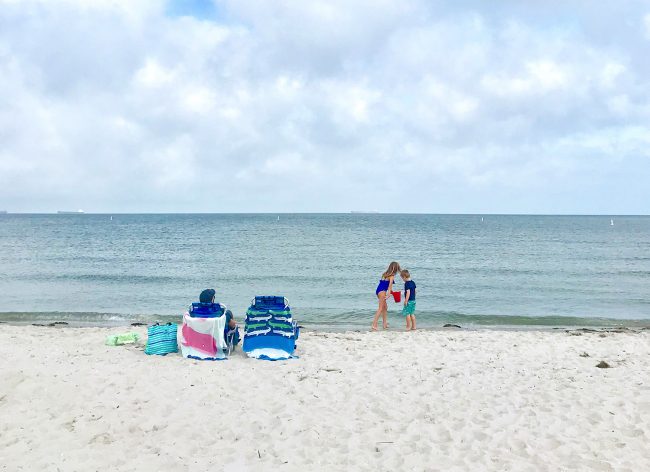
166 0 220 20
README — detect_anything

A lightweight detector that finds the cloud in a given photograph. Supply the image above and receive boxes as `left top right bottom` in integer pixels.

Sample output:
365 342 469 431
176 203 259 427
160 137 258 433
0 0 649 213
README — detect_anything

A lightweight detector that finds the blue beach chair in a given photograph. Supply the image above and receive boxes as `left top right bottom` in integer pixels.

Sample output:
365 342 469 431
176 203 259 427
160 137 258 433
179 301 240 360
243 296 299 361
189 303 240 353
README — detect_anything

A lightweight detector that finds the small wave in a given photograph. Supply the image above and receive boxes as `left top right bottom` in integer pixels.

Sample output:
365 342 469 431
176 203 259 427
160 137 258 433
49 274 183 283
1 310 649 329
0 311 180 326
4 274 186 284
295 309 650 329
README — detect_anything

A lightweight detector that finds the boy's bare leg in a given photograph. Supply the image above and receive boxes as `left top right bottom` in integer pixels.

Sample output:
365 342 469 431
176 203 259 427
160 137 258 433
411 315 416 330
405 316 412 330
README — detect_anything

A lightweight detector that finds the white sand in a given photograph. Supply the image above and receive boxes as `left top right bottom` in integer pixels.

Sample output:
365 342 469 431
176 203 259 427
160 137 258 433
1 325 649 471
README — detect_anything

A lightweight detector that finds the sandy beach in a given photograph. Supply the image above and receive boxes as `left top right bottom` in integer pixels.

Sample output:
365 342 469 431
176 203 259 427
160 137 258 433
1 325 649 471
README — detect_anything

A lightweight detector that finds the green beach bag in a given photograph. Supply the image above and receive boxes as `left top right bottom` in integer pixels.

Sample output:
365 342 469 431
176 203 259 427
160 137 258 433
106 332 140 346
144 323 178 356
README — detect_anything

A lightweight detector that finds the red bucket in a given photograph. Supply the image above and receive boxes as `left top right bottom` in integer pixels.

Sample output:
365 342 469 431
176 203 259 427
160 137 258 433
391 291 401 303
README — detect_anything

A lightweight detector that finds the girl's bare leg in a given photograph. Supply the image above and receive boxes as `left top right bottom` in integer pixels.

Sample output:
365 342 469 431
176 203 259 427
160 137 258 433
371 293 386 330
382 305 389 329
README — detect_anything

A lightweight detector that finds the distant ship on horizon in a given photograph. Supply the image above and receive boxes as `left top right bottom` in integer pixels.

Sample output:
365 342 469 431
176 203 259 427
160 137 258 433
57 209 85 214
0 210 7 214
350 210 379 214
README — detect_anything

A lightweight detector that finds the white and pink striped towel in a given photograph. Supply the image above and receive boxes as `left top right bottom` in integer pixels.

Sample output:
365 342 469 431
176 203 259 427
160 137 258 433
178 312 227 360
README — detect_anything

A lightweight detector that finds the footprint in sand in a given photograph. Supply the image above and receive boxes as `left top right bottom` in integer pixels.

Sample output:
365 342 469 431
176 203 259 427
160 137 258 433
63 417 77 432
89 432 114 445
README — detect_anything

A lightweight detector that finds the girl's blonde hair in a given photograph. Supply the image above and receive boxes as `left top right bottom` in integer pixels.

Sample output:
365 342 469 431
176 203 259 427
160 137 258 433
382 261 401 279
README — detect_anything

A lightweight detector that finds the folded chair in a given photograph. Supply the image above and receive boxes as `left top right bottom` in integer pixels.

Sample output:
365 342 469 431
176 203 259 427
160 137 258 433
243 296 299 361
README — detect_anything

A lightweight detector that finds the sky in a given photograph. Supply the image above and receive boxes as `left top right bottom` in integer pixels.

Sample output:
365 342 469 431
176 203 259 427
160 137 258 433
0 0 649 214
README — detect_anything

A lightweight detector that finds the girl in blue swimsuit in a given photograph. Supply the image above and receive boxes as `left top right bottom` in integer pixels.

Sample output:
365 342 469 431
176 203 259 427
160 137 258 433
372 261 401 331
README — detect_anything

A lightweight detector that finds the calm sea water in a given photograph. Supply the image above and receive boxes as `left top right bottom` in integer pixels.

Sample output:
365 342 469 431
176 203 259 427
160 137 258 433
0 214 649 329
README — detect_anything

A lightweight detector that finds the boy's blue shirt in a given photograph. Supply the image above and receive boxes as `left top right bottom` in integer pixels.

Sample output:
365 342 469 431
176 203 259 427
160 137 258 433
404 280 416 301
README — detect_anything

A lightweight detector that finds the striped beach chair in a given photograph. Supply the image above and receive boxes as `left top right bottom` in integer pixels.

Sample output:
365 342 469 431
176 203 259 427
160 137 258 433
243 296 299 361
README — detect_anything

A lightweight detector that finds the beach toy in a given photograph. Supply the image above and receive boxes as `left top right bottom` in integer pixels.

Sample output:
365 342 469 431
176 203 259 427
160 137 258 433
391 291 401 303
105 332 140 346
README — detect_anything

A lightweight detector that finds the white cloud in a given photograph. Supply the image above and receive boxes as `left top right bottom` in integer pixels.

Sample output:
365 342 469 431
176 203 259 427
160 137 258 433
180 86 217 114
145 135 198 188
526 60 569 91
134 59 175 88
606 94 631 116
481 60 570 97
599 62 625 89
0 0 649 213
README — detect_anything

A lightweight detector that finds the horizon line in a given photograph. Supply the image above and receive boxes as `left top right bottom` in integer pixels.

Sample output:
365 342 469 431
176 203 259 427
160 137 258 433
1 212 648 217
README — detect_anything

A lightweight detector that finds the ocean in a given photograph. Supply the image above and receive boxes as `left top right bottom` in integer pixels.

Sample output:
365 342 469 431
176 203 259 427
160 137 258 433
1 213 649 329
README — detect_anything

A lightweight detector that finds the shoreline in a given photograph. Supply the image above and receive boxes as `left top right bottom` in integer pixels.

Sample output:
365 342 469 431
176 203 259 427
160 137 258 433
2 311 650 332
4 320 650 335
1 324 649 470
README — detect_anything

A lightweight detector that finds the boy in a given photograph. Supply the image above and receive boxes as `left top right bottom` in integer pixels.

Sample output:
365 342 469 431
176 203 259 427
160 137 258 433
400 269 416 330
